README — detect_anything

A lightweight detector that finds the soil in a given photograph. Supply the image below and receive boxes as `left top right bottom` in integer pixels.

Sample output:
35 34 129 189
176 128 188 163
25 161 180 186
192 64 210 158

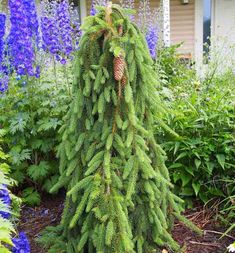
18 195 234 253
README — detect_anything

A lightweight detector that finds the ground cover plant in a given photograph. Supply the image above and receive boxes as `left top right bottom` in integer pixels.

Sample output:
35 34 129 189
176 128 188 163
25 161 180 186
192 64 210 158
38 4 201 253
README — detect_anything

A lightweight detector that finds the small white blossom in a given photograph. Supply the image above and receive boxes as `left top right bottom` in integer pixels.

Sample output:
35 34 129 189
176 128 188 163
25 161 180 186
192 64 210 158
227 242 235 252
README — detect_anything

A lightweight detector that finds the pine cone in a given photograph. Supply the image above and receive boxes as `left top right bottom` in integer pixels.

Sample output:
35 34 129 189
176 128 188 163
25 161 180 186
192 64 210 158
121 74 127 86
113 56 125 81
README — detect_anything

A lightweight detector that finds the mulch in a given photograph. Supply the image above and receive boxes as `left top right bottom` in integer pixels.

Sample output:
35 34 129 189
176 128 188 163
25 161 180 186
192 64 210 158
17 194 234 253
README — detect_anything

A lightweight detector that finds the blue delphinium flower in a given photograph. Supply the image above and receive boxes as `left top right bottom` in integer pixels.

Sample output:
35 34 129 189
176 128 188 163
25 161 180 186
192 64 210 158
56 0 73 63
41 16 61 57
90 1 96 16
41 0 79 63
146 25 158 58
12 232 30 253
8 0 36 76
0 184 11 218
22 0 40 44
0 75 9 93
0 13 6 73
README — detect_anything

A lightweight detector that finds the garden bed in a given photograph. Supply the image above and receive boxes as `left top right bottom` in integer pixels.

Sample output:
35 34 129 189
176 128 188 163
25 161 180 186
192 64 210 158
18 194 234 253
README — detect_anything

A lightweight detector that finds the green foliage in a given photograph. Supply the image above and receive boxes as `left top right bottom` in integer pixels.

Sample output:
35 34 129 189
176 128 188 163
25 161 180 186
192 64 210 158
156 48 235 205
40 5 199 253
0 217 15 252
155 44 195 87
217 179 235 238
0 66 72 205
22 187 41 206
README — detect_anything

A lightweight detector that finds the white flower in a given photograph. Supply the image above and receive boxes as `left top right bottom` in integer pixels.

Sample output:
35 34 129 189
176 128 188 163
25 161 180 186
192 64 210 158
227 242 235 252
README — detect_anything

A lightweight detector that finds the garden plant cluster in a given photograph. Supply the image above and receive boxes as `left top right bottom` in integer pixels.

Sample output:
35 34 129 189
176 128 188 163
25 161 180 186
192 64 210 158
0 0 234 252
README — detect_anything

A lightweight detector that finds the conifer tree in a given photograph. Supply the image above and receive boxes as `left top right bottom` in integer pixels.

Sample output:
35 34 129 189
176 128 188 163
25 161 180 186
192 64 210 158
43 3 201 253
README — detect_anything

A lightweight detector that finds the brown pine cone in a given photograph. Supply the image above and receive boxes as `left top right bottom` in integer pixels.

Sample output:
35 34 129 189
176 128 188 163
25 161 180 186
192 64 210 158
121 75 127 86
113 56 125 81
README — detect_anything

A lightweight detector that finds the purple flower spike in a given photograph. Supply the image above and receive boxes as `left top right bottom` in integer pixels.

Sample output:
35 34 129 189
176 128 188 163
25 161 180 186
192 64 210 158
56 0 73 57
0 184 11 218
90 1 96 16
41 0 79 63
8 0 37 76
0 13 6 73
0 75 9 93
146 26 158 58
12 232 30 253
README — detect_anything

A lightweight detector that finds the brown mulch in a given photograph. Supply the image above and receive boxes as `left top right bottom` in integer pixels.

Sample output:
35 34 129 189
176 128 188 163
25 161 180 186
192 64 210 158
17 195 234 253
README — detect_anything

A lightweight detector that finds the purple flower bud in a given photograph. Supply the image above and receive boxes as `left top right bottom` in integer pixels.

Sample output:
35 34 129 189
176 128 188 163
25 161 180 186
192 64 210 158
0 75 9 93
0 13 6 73
0 184 11 218
12 232 30 253
146 26 158 58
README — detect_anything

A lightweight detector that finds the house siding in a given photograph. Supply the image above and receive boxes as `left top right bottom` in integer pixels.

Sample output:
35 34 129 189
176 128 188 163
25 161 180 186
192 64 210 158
170 0 195 56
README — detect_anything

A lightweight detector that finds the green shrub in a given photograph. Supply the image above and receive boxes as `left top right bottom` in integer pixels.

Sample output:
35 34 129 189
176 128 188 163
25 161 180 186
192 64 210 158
155 44 195 88
0 66 72 205
157 64 235 205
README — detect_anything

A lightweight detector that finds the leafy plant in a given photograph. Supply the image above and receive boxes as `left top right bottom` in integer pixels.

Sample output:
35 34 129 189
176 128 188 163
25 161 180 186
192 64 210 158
0 66 72 205
156 58 235 205
155 44 195 87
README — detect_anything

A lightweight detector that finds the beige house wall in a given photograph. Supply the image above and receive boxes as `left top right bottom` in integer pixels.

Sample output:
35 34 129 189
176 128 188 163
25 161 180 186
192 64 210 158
85 0 195 57
170 0 195 56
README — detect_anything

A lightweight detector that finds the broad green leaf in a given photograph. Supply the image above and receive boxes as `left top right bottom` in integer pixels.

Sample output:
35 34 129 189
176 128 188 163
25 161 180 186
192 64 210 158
180 173 192 187
216 154 225 169
174 142 180 155
169 163 183 169
185 166 194 176
180 187 194 196
192 182 201 196
175 152 188 162
194 159 201 169
205 161 215 175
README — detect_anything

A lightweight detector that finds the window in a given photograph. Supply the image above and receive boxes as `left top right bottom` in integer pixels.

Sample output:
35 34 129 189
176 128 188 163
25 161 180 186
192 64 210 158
203 0 212 54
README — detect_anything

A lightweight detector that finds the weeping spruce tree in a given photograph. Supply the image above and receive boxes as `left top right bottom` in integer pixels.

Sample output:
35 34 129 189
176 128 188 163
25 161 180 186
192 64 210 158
43 3 201 253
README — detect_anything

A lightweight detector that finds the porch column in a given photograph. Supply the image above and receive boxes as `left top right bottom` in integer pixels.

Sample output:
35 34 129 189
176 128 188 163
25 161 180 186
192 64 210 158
79 0 87 23
161 0 171 47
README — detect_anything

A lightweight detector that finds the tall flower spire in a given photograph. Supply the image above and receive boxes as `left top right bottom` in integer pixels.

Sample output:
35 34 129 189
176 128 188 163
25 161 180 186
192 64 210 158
8 0 36 76
0 13 6 73
146 24 158 58
22 0 40 44
56 0 73 63
40 0 79 63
